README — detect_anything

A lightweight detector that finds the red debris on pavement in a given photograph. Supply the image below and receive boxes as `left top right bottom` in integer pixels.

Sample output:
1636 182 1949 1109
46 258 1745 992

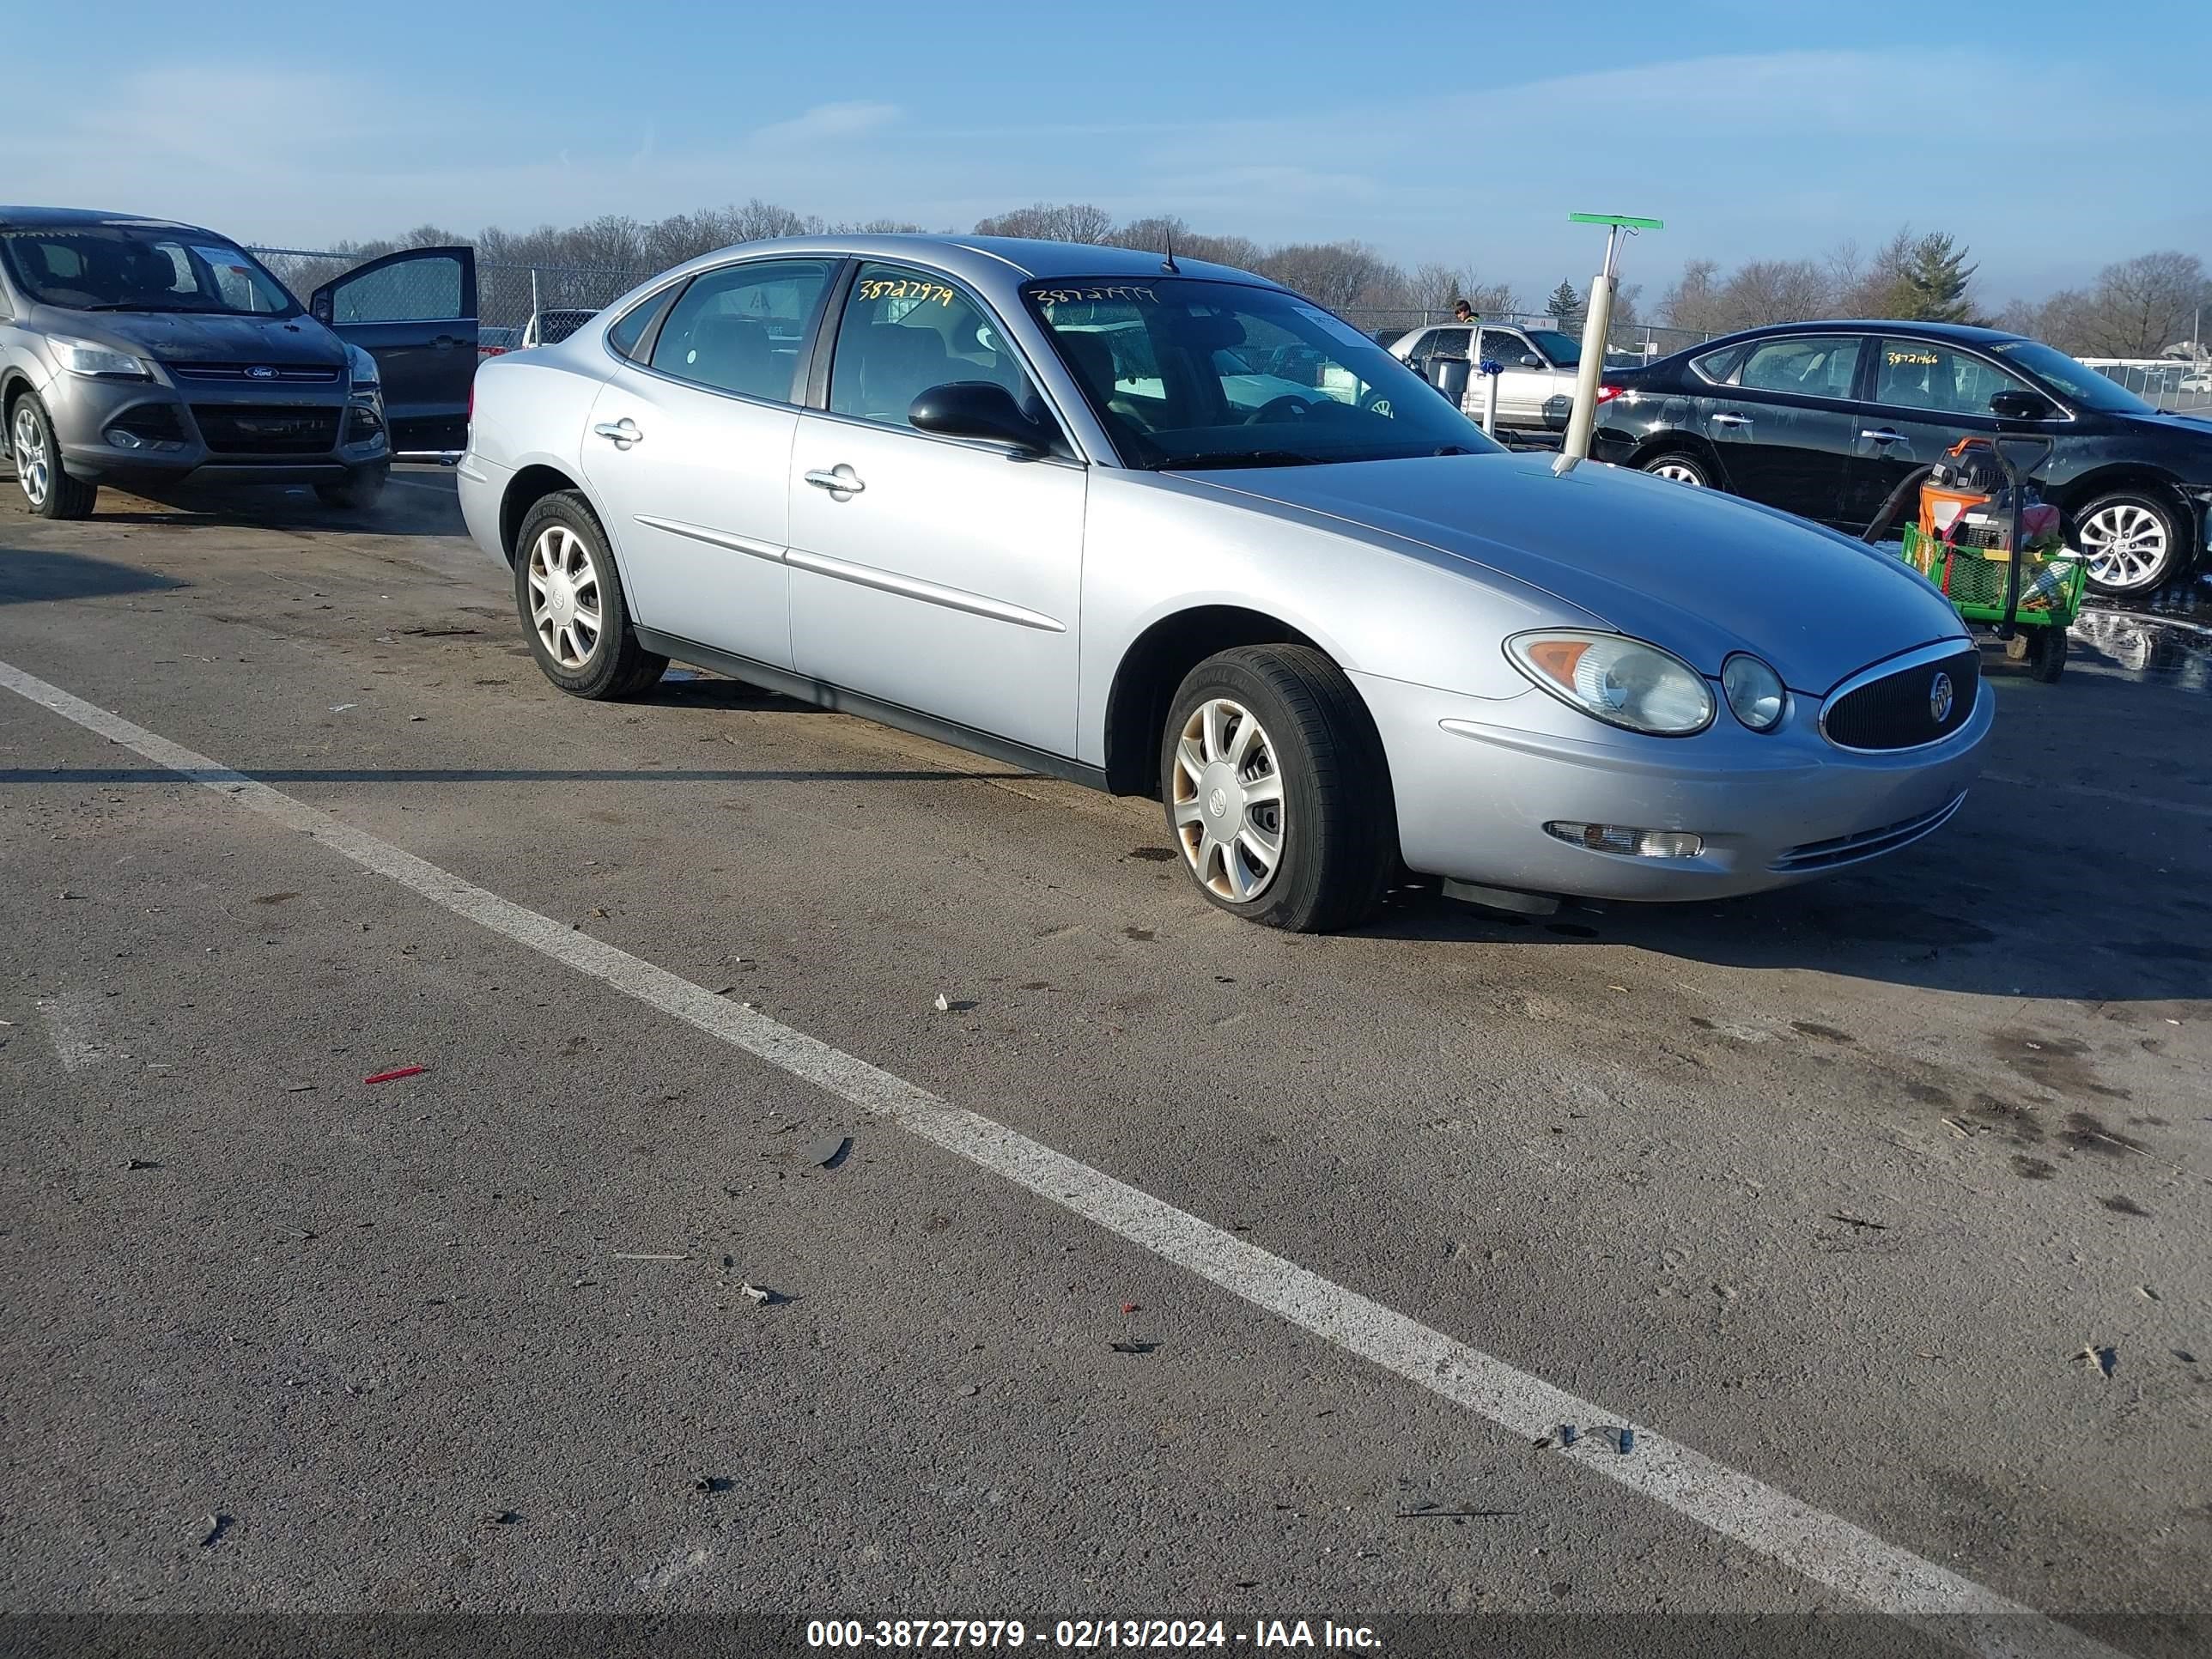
363 1066 428 1085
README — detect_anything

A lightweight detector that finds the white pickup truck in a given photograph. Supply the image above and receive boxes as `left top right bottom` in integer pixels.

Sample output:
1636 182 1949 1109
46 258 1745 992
1384 321 1584 431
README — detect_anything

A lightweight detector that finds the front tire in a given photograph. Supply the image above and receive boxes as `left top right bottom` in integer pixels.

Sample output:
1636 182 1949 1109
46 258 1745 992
514 492 667 700
10 395 98 520
1639 448 1711 489
2071 489 2185 595
1159 644 1395 933
316 463 388 511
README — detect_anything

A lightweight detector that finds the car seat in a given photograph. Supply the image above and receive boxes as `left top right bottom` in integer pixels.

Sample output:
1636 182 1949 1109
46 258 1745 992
852 325 952 422
687 313 777 398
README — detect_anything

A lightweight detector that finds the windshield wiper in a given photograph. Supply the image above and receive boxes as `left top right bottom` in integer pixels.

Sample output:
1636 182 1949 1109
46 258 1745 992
78 301 222 313
1156 450 1328 471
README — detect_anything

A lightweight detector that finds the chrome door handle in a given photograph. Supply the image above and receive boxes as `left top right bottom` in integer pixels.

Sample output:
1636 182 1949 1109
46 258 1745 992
804 465 865 495
592 418 641 448
1860 428 1905 444
1711 411 1753 428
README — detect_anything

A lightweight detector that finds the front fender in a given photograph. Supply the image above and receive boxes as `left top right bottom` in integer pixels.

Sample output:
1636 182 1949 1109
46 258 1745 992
1075 468 1596 768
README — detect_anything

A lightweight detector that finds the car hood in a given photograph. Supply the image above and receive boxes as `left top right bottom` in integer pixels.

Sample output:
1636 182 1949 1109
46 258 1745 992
1182 452 1966 694
59 310 344 368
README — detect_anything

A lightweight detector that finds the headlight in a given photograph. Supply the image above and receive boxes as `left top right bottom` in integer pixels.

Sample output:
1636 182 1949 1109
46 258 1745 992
1721 653 1787 732
344 345 381 396
53 337 148 379
1505 629 1715 736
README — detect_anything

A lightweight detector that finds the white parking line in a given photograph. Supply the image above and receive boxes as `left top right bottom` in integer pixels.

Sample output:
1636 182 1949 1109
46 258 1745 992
0 654 2119 1659
34 990 110 1072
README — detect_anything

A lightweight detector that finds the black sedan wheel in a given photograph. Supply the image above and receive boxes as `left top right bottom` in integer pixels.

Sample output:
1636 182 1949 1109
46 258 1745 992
2072 489 2183 595
1640 450 1711 489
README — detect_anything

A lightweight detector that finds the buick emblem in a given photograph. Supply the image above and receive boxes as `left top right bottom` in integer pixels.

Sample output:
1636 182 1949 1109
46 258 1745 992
1929 672 1954 724
245 364 276 380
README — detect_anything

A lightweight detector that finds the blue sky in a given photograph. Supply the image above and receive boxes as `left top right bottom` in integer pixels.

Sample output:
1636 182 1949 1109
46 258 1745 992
8 0 2207 307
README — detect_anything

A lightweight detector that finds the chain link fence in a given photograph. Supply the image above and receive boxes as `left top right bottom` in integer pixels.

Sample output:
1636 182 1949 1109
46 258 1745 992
2081 358 2212 413
254 244 2205 415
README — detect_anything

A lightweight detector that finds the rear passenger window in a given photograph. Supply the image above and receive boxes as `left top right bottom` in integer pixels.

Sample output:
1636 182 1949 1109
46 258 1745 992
1735 336 1862 398
830 263 1048 431
1409 327 1471 365
649 259 832 401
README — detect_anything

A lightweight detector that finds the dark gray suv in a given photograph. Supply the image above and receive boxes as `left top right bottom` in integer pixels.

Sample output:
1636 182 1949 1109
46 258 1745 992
1 207 477 519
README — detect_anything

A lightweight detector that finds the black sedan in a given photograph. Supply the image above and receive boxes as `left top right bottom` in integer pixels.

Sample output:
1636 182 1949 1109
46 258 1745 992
1589 320 2212 595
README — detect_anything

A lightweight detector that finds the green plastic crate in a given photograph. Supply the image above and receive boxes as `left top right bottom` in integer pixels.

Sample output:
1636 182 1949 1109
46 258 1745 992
1897 523 2085 628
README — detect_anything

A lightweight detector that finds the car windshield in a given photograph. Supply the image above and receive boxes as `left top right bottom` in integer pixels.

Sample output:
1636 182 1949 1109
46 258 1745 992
1524 328 1581 368
0 226 298 316
1987 338 2155 415
1024 277 1500 469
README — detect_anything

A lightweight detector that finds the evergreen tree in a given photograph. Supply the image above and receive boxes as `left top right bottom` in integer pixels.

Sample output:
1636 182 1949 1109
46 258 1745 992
1547 279 1583 332
1896 233 1979 324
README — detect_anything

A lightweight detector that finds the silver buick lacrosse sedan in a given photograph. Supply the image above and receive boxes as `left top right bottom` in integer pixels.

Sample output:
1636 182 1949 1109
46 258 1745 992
458 235 1988 933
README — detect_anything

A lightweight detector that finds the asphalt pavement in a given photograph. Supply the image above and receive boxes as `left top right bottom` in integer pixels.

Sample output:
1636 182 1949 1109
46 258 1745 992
0 467 2206 1659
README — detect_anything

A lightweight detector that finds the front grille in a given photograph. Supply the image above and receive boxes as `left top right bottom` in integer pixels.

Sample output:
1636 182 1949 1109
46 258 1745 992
1821 648 1978 751
1771 793 1968 872
169 362 343 384
191 404 342 455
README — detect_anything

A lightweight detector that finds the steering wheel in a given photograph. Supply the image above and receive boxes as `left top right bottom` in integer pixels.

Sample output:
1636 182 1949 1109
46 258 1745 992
1244 393 1316 425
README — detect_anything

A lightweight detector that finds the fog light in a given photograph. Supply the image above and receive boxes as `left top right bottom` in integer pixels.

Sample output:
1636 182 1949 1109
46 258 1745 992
1545 821 1704 859
105 428 143 449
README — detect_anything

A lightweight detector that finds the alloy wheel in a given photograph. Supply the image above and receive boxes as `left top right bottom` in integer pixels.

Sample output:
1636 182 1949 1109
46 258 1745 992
1171 697 1286 902
2075 501 2169 591
12 406 51 508
526 524 603 669
1648 458 1705 486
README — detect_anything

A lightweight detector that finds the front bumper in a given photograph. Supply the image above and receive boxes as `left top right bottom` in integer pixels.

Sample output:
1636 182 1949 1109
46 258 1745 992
47 372 386 488
1353 668 1993 902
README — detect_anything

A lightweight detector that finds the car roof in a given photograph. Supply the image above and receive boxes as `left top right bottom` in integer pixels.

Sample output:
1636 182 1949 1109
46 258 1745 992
645 232 1276 298
0 204 218 236
1694 318 2027 350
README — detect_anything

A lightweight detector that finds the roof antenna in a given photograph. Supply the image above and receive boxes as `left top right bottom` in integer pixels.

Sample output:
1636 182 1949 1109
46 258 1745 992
1161 228 1180 275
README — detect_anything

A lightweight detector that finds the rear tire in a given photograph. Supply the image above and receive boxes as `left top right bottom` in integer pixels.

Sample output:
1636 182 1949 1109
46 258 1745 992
514 491 667 701
1159 644 1395 933
316 463 388 511
10 394 97 520
1640 449 1711 489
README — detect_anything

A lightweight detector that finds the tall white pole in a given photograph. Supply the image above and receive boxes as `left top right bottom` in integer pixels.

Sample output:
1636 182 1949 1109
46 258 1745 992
1562 226 1621 462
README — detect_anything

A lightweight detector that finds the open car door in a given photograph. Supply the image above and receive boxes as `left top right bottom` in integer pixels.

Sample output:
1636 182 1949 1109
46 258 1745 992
310 246 477 456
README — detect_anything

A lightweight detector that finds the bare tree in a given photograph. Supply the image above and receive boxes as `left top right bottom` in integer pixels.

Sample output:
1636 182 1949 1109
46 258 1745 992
1658 259 1724 332
1405 262 1517 316
2067 251 2208 356
1253 241 1404 310
973 202 1115 243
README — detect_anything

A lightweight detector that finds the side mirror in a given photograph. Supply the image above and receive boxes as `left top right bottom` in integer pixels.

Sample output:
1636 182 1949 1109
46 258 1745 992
1520 353 1544 369
908 381 1052 453
1990 389 2057 421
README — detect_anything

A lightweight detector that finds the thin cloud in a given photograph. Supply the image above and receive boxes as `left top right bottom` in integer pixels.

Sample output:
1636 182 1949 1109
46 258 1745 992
748 100 901 149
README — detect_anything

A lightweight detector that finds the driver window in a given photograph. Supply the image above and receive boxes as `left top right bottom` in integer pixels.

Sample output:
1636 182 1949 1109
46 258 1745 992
1480 328 1534 364
1875 341 2030 415
830 264 1047 431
